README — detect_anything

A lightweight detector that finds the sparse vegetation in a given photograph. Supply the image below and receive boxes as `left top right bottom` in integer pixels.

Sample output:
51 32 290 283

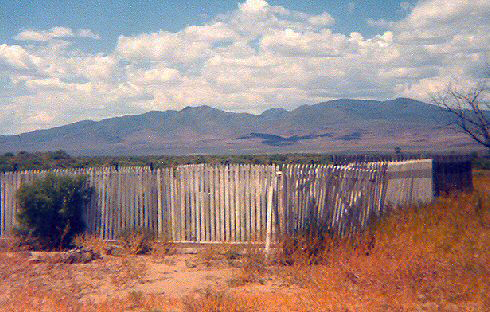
110 257 148 287
117 227 156 255
0 150 78 171
1 171 488 311
73 233 112 256
228 244 269 287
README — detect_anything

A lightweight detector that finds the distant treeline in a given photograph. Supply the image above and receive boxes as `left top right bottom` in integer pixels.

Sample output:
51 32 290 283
1 150 489 172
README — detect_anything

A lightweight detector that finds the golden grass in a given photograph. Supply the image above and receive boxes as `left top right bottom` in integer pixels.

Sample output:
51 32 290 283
1 171 488 311
189 171 489 311
271 171 489 311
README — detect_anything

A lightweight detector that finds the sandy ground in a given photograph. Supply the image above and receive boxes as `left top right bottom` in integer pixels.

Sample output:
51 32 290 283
0 248 296 307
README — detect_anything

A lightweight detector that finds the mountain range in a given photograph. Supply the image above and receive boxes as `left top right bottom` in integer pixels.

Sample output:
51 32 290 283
0 98 481 155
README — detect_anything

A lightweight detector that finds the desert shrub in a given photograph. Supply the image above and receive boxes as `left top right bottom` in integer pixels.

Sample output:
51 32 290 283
197 243 242 265
72 233 113 255
15 173 91 249
2 231 43 251
280 210 332 265
117 227 156 255
228 243 269 287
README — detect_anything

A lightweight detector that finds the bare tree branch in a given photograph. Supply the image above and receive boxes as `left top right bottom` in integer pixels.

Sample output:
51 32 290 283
431 84 489 150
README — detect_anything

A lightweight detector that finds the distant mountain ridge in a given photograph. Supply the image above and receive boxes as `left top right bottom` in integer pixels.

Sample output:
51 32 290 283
0 98 481 155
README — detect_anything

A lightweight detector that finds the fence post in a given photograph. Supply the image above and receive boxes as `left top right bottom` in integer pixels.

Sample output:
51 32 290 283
157 169 163 239
277 168 284 242
265 170 276 258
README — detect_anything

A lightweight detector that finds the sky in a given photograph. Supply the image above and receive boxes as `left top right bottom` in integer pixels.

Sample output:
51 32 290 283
0 0 489 134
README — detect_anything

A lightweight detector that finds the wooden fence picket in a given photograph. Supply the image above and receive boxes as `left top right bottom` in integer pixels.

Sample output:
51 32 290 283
0 159 466 242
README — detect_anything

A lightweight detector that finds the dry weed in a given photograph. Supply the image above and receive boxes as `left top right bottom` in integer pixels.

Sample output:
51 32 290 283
110 256 148 287
228 243 269 287
221 171 490 311
0 233 42 251
118 227 156 255
0 287 82 312
182 288 260 312
72 233 112 255
276 172 489 310
196 243 242 267
151 240 176 261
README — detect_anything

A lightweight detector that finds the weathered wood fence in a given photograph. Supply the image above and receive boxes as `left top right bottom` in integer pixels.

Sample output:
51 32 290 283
0 159 471 242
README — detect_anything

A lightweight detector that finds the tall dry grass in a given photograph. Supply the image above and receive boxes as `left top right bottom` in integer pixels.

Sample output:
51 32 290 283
1 172 488 311
276 171 489 311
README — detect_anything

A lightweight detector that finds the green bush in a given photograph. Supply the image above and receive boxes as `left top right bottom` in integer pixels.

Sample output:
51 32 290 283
16 173 92 249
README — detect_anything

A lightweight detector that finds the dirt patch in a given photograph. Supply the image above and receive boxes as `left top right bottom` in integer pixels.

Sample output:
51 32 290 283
0 248 297 309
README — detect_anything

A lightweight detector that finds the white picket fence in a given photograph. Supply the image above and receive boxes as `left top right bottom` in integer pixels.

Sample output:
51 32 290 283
0 160 435 242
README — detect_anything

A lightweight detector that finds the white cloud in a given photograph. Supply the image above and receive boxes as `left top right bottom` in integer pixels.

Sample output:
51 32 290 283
14 27 73 41
13 27 100 41
78 29 101 39
0 44 39 69
77 55 117 81
27 111 56 124
116 31 211 64
128 64 181 85
260 28 351 57
218 0 323 37
25 78 67 90
379 66 437 80
183 22 238 42
367 18 395 28
308 12 335 27
2 0 489 134
403 0 489 27
239 0 269 13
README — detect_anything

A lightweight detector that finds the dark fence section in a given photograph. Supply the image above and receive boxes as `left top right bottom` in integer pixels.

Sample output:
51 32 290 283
432 156 473 196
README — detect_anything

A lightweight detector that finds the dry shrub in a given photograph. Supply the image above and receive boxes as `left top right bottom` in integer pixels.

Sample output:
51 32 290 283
0 254 91 312
0 287 82 312
0 232 43 252
95 292 174 312
118 227 156 255
1 286 175 312
196 243 242 267
151 240 176 260
182 288 308 312
196 244 222 264
229 243 269 287
279 232 338 266
0 251 31 285
72 233 112 255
